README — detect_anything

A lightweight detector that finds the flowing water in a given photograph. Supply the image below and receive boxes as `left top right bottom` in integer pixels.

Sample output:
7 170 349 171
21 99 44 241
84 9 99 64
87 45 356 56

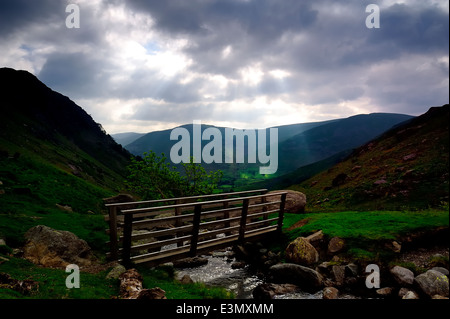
174 253 330 299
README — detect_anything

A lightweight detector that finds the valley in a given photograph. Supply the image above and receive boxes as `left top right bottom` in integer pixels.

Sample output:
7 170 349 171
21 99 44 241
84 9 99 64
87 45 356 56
0 68 448 301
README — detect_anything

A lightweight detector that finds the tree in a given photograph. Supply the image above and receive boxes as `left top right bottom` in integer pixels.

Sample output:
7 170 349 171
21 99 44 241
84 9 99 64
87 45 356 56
125 151 223 200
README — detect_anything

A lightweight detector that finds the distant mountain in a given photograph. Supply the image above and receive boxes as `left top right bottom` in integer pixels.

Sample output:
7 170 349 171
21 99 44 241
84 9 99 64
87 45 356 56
121 112 414 189
287 104 449 210
122 120 336 156
276 112 414 175
0 67 131 191
112 132 146 147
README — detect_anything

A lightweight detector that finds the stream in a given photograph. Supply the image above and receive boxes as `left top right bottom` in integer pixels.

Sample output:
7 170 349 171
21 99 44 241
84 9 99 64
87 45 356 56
174 252 333 299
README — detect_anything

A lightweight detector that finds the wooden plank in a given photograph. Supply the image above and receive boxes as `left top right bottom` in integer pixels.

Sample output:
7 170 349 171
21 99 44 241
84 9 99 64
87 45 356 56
246 208 279 220
246 217 278 229
122 213 133 266
197 234 240 249
113 188 268 210
190 204 202 256
131 246 192 264
277 193 287 234
131 213 194 229
198 216 242 230
130 234 192 253
124 225 194 242
108 206 119 260
244 225 278 238
197 225 240 240
105 190 286 265
238 198 250 243
121 191 286 215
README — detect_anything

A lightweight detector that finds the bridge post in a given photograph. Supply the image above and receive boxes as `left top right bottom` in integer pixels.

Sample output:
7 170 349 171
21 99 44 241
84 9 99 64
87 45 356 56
277 193 287 234
189 204 202 256
223 195 231 236
238 198 250 243
175 199 183 247
122 213 133 267
108 206 118 260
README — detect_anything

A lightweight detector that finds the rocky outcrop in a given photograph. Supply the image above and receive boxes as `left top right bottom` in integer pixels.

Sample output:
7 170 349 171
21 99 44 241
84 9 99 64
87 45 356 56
390 266 414 286
103 193 136 204
323 286 339 299
173 256 208 268
414 269 449 298
0 273 39 296
105 264 127 280
260 190 306 214
23 225 95 268
327 237 345 254
118 268 166 299
253 283 300 299
269 263 323 292
285 237 319 266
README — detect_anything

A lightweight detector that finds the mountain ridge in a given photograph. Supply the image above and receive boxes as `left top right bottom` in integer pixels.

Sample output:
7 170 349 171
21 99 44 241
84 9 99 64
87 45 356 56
287 104 449 210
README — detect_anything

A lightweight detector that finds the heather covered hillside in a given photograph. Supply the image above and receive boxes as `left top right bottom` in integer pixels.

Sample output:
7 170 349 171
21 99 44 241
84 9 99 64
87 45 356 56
288 104 449 211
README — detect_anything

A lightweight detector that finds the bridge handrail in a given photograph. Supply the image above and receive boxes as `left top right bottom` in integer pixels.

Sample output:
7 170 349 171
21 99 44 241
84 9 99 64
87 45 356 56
105 189 287 266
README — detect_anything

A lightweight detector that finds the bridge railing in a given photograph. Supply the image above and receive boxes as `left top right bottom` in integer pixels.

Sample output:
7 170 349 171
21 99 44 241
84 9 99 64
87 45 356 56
104 189 287 266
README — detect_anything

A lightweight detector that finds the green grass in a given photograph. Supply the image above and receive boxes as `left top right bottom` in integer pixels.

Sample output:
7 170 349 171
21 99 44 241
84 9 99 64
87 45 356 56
0 255 233 299
0 155 114 251
137 265 234 299
280 209 449 261
0 254 119 299
283 210 449 241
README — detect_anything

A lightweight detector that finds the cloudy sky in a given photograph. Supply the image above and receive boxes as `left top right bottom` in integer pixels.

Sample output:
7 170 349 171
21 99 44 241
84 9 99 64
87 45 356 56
1 0 448 134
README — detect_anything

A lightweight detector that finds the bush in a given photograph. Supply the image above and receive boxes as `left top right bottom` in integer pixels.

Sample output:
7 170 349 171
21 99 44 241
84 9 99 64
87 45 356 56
125 151 222 200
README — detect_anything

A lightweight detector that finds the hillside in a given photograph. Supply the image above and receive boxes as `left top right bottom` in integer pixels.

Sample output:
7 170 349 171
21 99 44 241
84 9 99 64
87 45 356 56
112 132 146 147
0 68 131 248
120 113 413 189
276 113 414 175
288 104 449 211
0 67 131 189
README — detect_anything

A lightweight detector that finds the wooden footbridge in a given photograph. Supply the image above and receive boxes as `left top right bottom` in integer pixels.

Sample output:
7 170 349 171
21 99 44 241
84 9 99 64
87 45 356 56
105 189 287 267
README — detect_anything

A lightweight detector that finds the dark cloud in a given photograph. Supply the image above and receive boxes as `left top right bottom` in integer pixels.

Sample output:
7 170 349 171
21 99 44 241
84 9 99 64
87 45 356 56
1 0 448 132
0 0 66 39
38 52 111 99
126 0 318 76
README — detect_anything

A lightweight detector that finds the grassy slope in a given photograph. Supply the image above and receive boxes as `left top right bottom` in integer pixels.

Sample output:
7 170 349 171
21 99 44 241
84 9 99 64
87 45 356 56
0 69 232 299
270 208 449 262
288 105 449 211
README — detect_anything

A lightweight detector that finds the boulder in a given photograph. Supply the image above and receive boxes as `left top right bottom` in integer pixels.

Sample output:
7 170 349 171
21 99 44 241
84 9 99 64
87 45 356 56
305 230 324 247
0 273 39 295
345 263 359 277
390 266 414 286
332 265 346 287
231 261 246 269
103 193 136 204
179 274 194 284
106 264 127 280
263 190 306 214
118 268 166 299
432 267 449 276
253 283 300 299
172 256 208 268
23 225 94 268
269 263 323 292
323 287 339 299
376 287 394 297
328 237 345 254
402 290 419 299
414 269 449 298
285 237 319 266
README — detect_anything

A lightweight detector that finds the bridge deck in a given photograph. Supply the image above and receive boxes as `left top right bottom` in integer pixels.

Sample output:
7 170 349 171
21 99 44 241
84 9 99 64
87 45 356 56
104 189 287 267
